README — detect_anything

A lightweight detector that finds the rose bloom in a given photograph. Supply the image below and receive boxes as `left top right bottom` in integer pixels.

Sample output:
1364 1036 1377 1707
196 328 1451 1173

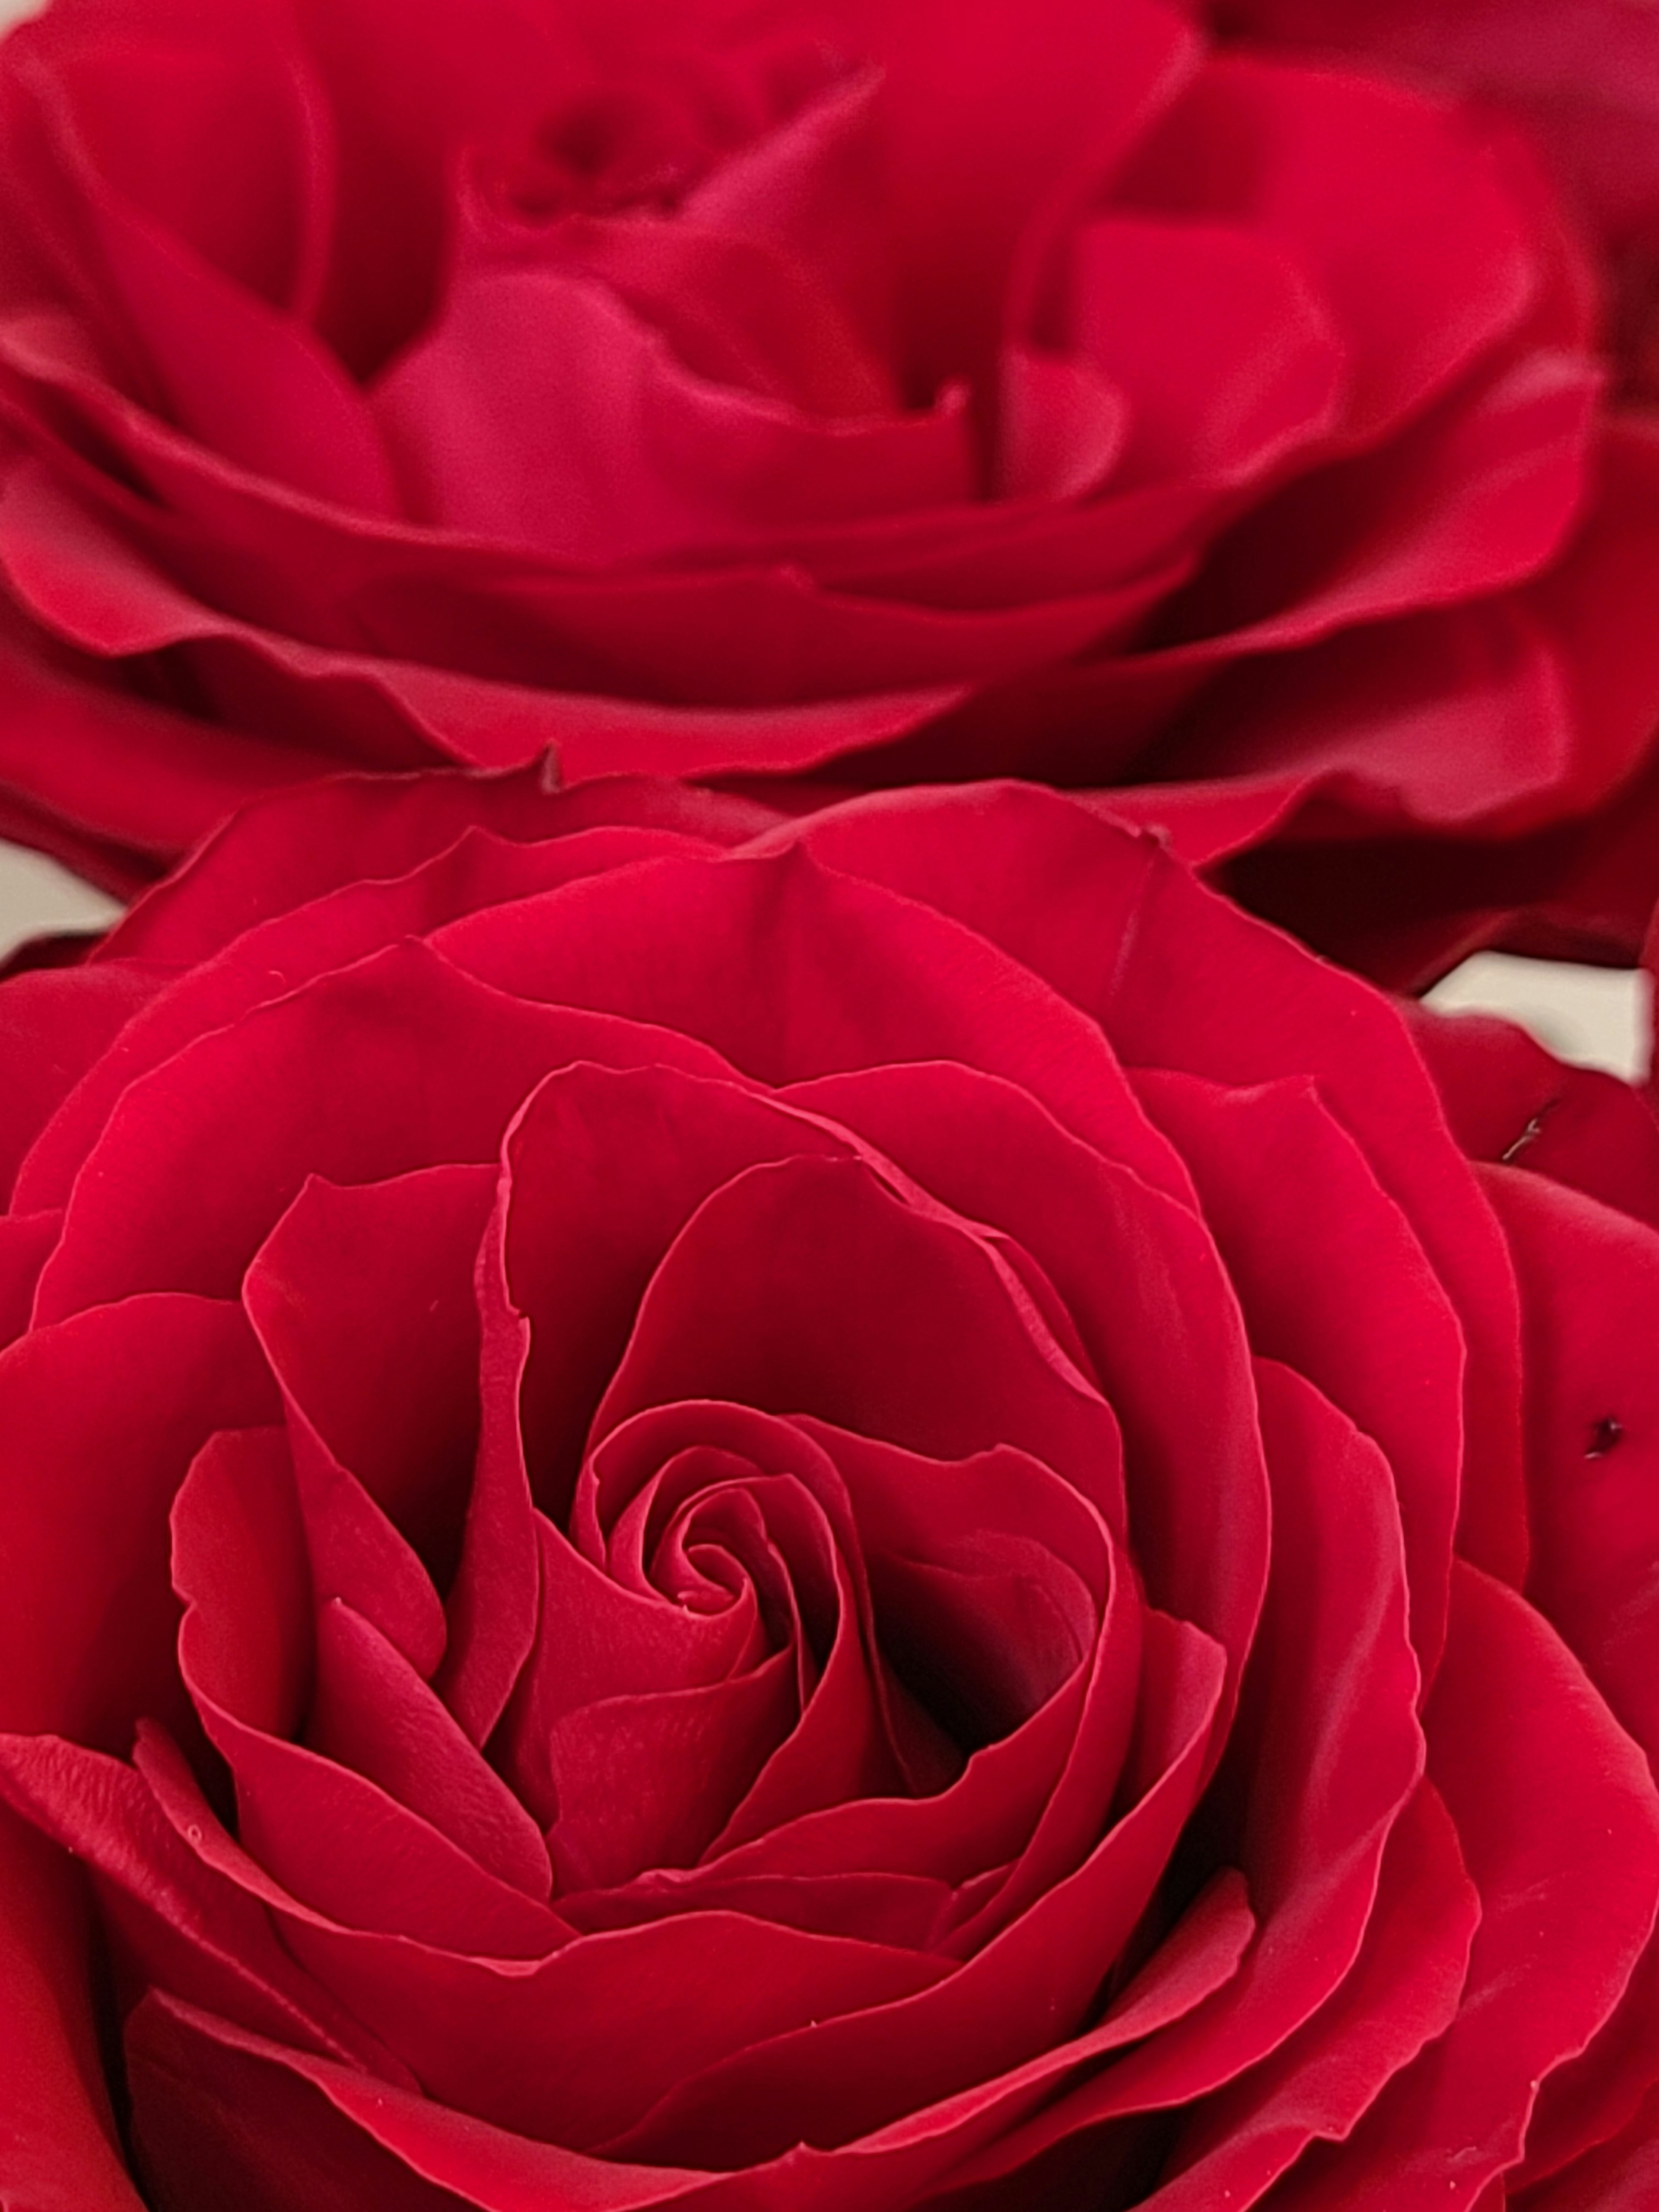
0 0 1655 973
1196 0 1659 398
2 768 1659 2209
1160 0 1659 982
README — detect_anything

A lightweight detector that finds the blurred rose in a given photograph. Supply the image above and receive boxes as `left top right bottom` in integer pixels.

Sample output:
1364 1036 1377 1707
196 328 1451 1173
1 768 1658 2208
1197 0 1659 401
1170 0 1659 982
0 0 1653 940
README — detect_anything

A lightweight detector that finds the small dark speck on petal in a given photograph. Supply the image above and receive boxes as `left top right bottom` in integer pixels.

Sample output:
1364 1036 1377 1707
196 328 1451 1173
1587 1417 1625 1460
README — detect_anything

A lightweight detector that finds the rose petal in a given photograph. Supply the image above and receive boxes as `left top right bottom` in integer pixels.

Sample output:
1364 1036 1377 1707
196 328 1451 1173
953 1355 1423 2178
14 827 723 1216
522 208 896 419
591 1153 1125 1526
114 1863 1247 2212
1479 1163 1659 2176
782 1058 1270 1695
0 577 314 866
1261 1561 1659 2208
282 1894 951 2149
1411 1005 1659 1233
607 1608 1224 2166
494 1061 847 1515
1068 215 1344 487
0 1809 147 2212
785 788 1523 1585
19 55 396 510
0 1731 407 2083
1135 1067 1461 1670
946 1780 1472 2204
1162 346 1596 654
0 1209 57 1348
806 1420 1110 1750
855 0 1200 392
1119 54 1541 441
435 845 1194 1200
171 1427 311 1742
373 267 976 558
583 1412 939 1840
309 1601 552 1904
183 1665 562 1958
0 956 162 1203
0 1293 274 1747
568 1859 959 1952
100 766 770 966
31 939 731 1317
246 1165 496 1577
682 63 893 369
1514 412 1659 812
1519 1942 1659 2193
13 22 334 315
0 457 965 767
993 343 1128 502
1153 1785 1478 2206
123 1989 715 2212
283 1414 450 1686
546 1647 798 1893
1153 595 1580 836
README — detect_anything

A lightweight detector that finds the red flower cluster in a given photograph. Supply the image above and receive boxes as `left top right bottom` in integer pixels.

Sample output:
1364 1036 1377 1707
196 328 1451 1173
0 0 1651 981
1 771 1658 2208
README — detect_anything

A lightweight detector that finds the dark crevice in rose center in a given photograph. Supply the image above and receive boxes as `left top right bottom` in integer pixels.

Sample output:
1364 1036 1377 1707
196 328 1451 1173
876 1614 1003 1757
511 91 709 220
86 1914 143 2190
492 36 860 228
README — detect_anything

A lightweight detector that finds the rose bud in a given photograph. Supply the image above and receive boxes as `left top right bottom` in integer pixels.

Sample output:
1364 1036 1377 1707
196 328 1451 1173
0 769 1657 2208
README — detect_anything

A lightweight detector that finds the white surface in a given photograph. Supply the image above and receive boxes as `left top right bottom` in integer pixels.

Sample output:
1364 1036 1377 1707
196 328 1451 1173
1424 952 1652 1084
0 843 120 957
0 838 1648 1084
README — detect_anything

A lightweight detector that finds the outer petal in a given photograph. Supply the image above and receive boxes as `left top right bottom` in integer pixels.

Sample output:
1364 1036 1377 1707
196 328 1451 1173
28 939 732 1313
1477 1163 1659 2181
0 1294 275 1747
1262 1563 1659 2209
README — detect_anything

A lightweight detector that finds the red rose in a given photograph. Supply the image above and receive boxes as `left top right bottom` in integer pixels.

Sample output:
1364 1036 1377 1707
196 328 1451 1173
1197 0 1659 398
0 0 1654 938
1 767 1657 2209
1161 0 1659 985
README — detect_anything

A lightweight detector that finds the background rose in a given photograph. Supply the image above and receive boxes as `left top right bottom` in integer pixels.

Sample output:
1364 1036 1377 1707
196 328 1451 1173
1153 0 1659 984
0 770 1657 2208
0 0 1654 956
1197 0 1659 398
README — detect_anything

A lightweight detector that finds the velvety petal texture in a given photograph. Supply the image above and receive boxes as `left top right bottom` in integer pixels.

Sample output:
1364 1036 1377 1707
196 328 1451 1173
1173 0 1659 982
0 764 1656 2209
0 0 1648 979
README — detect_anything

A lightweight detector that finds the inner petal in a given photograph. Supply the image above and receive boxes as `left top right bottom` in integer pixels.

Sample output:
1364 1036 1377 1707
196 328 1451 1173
543 1648 796 1892
306 1598 552 1903
591 1151 1125 1521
